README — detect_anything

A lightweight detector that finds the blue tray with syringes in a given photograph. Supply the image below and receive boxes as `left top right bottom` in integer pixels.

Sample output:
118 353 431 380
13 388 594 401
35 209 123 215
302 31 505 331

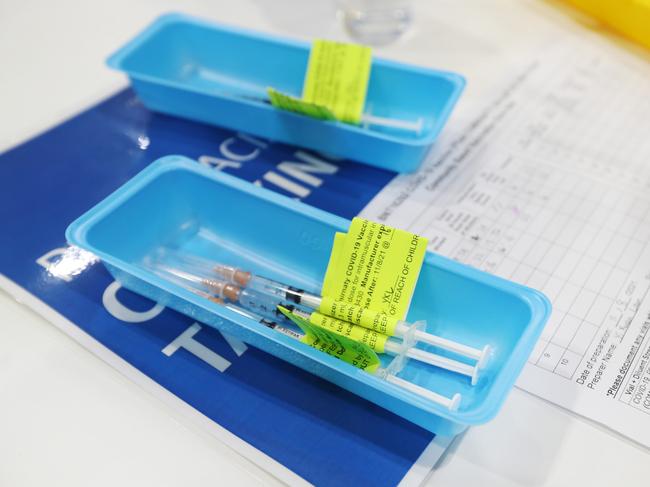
66 156 550 436
105 13 465 173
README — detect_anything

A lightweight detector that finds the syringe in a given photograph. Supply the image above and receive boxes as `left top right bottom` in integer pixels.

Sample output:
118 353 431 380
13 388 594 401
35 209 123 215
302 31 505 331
166 278 461 410
159 254 492 369
236 91 424 134
151 263 482 383
216 265 490 368
359 113 424 133
288 307 481 384
230 304 461 411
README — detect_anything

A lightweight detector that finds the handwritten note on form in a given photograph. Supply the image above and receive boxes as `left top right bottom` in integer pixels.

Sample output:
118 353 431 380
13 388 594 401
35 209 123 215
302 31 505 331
362 32 650 446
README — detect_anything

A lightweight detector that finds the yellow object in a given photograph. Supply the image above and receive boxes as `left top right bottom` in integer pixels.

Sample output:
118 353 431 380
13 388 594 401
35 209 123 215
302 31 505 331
278 306 381 372
318 296 400 336
321 232 346 298
320 218 428 335
308 311 389 353
563 0 650 50
267 87 335 120
302 40 372 123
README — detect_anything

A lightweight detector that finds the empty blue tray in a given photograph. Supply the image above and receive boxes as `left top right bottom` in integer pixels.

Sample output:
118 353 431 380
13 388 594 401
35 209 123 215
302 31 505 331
66 156 550 435
106 13 465 173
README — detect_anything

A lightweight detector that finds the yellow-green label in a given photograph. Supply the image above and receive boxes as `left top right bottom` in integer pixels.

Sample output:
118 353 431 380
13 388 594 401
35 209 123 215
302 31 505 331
267 87 336 120
321 218 428 330
318 296 399 336
278 307 380 372
321 232 346 298
302 40 372 124
308 311 388 353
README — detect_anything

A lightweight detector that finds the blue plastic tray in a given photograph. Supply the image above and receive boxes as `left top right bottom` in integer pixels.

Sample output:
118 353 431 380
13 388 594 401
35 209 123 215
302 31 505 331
66 156 550 435
106 13 465 173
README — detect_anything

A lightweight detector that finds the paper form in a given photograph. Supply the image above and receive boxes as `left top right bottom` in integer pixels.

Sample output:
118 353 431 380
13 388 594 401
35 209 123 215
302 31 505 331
361 31 650 446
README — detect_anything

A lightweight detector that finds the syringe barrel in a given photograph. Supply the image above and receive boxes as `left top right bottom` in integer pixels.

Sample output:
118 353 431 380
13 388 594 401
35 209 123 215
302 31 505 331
237 287 287 320
246 275 305 304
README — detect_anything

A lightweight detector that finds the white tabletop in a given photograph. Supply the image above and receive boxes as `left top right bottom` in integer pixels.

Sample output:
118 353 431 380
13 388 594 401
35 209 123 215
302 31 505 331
2 1 650 485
